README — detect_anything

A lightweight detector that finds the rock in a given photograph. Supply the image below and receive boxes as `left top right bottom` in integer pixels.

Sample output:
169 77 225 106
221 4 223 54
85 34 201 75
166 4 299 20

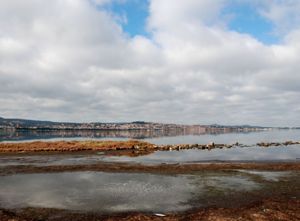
201 145 207 150
154 213 166 217
191 144 198 148
283 141 294 146
207 142 215 149
258 142 269 147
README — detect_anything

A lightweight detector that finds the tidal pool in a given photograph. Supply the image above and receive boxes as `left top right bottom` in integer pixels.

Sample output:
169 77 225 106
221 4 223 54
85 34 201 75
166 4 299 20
0 171 269 213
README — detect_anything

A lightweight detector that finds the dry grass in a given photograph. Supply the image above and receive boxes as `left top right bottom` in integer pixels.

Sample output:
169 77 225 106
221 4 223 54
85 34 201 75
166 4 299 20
0 140 154 153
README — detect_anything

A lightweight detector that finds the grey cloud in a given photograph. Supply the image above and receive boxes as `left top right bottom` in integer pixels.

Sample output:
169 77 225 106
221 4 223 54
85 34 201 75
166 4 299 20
0 0 300 126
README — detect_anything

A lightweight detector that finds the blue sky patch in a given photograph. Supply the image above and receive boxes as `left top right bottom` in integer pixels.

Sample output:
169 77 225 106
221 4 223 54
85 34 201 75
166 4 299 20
222 2 279 44
107 0 149 37
103 1 279 44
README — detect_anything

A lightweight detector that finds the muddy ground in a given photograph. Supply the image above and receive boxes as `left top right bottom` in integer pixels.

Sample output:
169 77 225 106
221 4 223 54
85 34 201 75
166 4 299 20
0 196 299 220
1 162 300 176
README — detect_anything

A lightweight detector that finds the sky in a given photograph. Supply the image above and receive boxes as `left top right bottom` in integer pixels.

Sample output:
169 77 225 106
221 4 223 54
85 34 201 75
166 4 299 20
0 0 300 126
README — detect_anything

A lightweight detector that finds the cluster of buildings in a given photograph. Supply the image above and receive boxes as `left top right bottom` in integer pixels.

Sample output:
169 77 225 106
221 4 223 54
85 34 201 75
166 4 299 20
0 117 270 133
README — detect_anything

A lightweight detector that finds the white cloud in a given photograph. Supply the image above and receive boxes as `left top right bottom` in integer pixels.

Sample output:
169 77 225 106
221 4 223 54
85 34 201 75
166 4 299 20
148 0 226 31
0 0 300 126
259 0 300 35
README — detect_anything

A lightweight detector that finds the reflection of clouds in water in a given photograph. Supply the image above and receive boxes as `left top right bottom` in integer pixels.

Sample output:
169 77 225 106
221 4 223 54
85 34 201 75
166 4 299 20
0 145 299 167
2 130 300 145
208 176 259 191
0 154 106 167
104 145 300 163
146 130 300 145
0 172 196 212
29 191 69 209
237 170 290 182
0 172 265 212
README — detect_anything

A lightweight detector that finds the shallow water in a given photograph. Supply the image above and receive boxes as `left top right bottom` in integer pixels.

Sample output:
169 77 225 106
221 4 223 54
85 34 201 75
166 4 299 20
146 130 300 145
1 129 299 166
237 170 291 181
0 145 299 167
103 145 300 164
0 171 289 213
0 154 107 167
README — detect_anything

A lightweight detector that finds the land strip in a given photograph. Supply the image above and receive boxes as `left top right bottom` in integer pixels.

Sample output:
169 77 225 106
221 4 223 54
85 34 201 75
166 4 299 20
0 140 300 153
1 162 300 176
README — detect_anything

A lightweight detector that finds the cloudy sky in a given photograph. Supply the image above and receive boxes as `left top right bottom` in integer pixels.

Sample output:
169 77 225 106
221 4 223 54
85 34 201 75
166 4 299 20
0 0 300 126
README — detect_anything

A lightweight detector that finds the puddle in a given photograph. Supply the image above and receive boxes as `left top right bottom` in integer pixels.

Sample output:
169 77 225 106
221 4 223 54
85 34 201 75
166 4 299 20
0 171 263 213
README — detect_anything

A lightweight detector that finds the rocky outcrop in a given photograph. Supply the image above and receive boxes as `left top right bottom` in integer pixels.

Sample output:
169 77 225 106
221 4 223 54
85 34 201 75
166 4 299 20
257 141 300 147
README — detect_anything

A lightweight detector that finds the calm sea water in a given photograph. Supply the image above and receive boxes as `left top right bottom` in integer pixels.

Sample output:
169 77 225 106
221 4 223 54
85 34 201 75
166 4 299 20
1 129 300 145
0 129 300 164
1 145 299 167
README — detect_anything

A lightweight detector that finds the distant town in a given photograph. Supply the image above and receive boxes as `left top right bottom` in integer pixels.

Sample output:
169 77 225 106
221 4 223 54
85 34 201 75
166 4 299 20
1 117 294 134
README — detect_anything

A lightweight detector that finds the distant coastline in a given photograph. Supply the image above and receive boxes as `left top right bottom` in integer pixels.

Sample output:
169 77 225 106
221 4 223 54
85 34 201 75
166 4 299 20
0 116 283 132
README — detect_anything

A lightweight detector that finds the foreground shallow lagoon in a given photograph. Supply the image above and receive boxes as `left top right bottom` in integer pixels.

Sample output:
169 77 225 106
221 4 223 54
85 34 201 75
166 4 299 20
0 170 295 213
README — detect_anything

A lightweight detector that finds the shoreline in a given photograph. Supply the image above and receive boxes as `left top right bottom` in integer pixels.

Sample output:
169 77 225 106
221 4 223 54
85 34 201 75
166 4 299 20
1 198 299 221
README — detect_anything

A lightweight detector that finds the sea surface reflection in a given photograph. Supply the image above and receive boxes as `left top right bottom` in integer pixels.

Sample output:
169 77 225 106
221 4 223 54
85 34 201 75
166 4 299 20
0 145 299 167
103 145 300 164
0 171 278 213
1 129 300 145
